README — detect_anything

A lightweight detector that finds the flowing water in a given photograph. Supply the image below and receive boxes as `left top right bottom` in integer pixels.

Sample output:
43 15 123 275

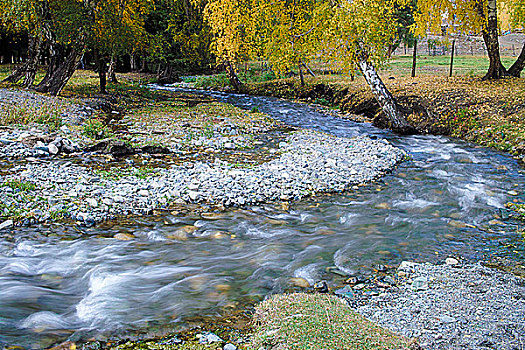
1 87 524 348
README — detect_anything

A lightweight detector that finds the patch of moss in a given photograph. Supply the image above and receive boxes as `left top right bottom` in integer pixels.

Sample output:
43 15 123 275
505 203 525 221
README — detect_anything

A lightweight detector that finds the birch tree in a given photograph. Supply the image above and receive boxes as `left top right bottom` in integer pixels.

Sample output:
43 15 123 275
415 0 525 79
318 0 415 133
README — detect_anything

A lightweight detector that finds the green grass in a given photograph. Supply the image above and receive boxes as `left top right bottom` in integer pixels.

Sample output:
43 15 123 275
506 203 525 221
387 54 516 77
0 101 64 131
249 293 412 350
95 167 161 180
110 340 215 350
194 73 230 89
2 180 36 192
82 118 111 139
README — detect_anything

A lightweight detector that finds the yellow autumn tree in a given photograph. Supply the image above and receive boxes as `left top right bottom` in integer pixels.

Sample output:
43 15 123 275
415 0 525 79
204 0 255 90
0 0 46 86
92 0 153 83
316 0 414 133
251 0 321 85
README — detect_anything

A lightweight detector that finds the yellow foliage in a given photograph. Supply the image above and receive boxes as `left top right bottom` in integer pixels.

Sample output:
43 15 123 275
205 0 403 76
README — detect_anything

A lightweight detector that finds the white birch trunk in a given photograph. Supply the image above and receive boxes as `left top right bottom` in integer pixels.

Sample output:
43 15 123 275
357 54 414 134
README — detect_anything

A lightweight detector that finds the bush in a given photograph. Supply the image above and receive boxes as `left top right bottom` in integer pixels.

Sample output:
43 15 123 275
83 118 110 139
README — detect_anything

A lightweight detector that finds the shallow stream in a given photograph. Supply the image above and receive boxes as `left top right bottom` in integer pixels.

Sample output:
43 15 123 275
1 87 524 348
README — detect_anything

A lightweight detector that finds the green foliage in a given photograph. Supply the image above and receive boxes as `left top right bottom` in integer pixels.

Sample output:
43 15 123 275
95 167 161 180
505 203 525 221
314 97 331 106
2 180 36 192
83 118 110 139
133 167 161 179
194 73 230 88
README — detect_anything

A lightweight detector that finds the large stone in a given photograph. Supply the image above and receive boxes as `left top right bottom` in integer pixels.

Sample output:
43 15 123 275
445 257 459 266
48 143 59 155
290 277 310 288
412 276 429 291
114 233 135 241
0 220 14 230
198 332 223 344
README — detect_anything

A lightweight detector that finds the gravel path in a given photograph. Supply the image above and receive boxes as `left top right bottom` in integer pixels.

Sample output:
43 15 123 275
356 261 525 350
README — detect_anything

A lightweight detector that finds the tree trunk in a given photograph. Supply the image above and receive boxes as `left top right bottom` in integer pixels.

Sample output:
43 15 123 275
300 60 315 77
449 39 456 77
357 51 415 134
226 61 243 92
140 55 147 72
130 54 139 71
508 43 525 77
98 55 108 94
477 0 507 80
411 39 417 78
3 35 43 87
298 64 305 86
35 47 83 96
108 55 118 83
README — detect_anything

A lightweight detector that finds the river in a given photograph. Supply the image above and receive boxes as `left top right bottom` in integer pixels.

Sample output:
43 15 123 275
0 87 523 348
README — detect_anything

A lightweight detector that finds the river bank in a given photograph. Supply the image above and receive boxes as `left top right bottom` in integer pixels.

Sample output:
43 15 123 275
61 259 524 350
215 75 525 164
0 81 405 228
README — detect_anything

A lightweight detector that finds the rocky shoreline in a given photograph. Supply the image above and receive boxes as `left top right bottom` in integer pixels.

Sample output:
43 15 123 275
354 260 525 350
0 87 406 228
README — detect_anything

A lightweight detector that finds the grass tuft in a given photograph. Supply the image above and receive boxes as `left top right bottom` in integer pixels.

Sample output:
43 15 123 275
249 293 412 350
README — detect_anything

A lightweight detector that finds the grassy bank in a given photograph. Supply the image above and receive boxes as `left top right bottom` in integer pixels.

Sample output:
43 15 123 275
242 73 525 164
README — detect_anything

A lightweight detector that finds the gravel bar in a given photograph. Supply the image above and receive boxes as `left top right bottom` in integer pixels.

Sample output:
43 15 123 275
356 261 525 350
1 129 405 226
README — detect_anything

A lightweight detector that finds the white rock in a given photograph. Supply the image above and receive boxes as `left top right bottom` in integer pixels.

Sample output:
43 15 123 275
0 220 14 230
138 190 150 197
48 143 59 155
188 183 200 190
113 195 125 202
199 332 223 344
188 191 200 201
445 257 459 265
18 133 31 141
86 198 98 207
227 170 244 176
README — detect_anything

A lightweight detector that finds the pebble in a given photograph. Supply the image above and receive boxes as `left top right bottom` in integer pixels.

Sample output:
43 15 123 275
223 344 237 350
86 198 98 207
445 257 459 265
138 190 150 197
48 143 59 155
412 276 429 291
335 285 354 299
114 233 134 241
290 277 310 288
0 87 405 227
198 332 223 344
